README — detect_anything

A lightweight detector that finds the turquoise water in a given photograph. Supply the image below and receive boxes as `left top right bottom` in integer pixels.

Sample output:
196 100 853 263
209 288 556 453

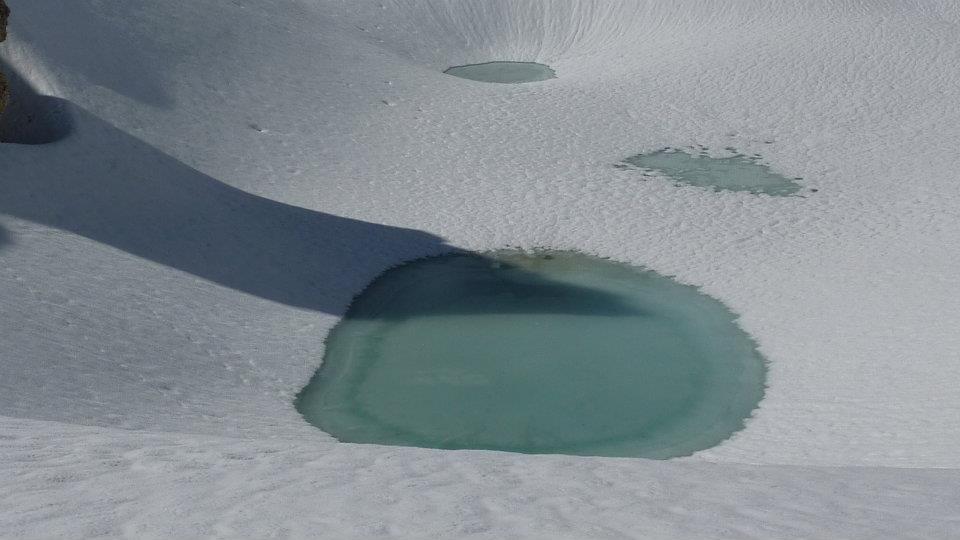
296 251 766 459
619 148 803 196
444 62 555 84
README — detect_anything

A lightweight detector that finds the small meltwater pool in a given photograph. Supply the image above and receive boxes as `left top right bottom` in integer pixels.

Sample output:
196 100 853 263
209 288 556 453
296 250 766 459
619 148 804 196
444 61 556 84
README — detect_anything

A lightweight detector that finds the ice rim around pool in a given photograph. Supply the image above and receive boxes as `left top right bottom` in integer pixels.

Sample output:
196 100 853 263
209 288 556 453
444 61 556 84
296 249 768 459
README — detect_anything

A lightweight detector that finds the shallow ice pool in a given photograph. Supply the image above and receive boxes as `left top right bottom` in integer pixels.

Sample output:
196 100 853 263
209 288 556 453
296 251 766 458
619 148 804 196
444 61 555 83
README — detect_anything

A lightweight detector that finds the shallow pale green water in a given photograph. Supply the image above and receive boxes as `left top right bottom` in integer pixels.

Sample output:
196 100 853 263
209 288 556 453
296 251 766 458
619 148 803 196
444 61 555 83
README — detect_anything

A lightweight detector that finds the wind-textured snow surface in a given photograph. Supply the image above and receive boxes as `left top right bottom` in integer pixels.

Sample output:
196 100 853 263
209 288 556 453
2 1 960 538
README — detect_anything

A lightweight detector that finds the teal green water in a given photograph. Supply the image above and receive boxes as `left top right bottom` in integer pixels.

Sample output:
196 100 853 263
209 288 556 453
619 148 803 196
444 61 555 83
296 251 766 459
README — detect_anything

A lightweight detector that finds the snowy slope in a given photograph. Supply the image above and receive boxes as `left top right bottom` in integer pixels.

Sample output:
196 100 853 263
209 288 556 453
2 0 960 537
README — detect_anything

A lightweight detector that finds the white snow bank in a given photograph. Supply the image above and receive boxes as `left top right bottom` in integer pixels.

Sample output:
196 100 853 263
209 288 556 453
3 416 959 539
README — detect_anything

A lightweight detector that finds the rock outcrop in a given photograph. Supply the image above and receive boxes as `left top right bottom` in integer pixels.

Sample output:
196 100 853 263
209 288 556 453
0 0 8 42
0 0 9 115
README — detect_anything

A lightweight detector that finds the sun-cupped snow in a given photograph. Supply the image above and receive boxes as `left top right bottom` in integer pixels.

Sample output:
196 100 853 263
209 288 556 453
2 0 960 538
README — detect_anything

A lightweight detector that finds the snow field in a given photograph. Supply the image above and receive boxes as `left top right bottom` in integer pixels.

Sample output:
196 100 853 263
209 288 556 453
2 1 960 537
